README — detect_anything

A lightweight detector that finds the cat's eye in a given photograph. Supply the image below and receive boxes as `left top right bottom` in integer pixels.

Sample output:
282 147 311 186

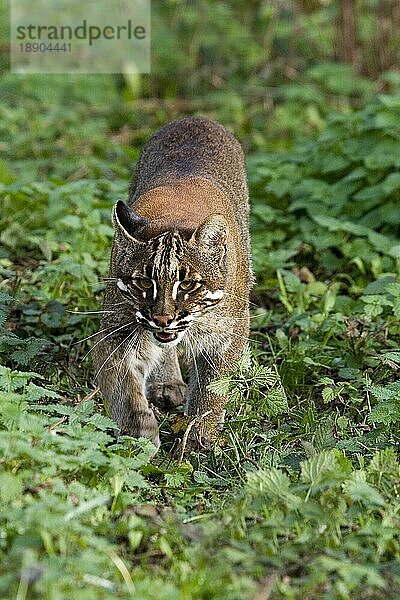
180 280 199 292
135 276 153 290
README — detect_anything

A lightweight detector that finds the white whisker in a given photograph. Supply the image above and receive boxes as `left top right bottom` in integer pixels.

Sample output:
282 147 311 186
116 330 141 382
82 320 137 360
94 329 137 380
103 301 129 308
73 325 116 345
68 309 115 315
199 349 218 373
121 332 146 385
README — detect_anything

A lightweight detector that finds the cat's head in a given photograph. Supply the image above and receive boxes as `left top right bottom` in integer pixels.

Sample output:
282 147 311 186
110 201 228 346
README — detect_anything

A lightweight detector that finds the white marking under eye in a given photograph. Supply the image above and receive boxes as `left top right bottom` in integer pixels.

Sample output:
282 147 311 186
117 279 128 292
204 290 224 300
182 314 194 323
152 279 157 300
172 280 180 300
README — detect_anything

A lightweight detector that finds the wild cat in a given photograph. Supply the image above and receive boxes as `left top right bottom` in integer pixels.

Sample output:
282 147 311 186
93 117 252 451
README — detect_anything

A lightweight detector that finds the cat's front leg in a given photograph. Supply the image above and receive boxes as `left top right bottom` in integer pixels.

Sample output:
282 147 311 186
94 342 160 451
184 352 232 450
183 307 249 451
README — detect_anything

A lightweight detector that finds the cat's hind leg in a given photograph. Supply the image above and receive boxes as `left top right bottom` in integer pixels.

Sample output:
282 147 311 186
146 347 187 410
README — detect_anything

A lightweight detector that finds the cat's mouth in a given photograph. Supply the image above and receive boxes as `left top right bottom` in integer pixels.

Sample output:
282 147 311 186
153 331 178 343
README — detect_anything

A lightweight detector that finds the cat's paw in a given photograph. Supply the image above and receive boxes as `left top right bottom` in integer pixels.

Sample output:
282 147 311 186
147 380 187 410
120 409 160 454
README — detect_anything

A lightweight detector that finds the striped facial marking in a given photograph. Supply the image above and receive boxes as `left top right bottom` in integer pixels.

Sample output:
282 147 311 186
115 230 225 344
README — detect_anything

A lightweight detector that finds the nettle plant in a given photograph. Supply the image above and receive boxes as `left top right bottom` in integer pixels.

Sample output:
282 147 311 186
248 93 400 453
249 94 400 283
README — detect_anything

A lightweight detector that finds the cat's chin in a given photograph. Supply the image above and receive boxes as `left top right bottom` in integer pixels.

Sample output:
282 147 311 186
151 330 185 347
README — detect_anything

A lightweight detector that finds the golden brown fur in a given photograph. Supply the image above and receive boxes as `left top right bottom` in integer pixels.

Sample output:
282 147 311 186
133 177 230 235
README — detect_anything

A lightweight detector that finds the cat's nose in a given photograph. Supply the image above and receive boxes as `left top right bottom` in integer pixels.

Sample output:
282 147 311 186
152 313 174 328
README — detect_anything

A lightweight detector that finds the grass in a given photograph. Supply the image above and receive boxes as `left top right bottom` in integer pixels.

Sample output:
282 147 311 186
1 73 400 599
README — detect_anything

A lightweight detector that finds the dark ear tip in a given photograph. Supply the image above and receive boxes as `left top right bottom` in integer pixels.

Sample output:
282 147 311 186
115 200 129 220
113 200 126 220
113 201 147 238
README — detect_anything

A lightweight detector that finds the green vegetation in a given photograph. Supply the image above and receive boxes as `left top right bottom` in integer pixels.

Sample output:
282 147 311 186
1 2 400 598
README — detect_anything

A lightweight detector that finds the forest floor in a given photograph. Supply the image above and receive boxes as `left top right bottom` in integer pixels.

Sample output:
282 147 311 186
1 74 400 599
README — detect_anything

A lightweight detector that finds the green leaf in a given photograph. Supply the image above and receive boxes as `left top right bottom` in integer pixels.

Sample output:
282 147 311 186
25 383 59 402
322 386 337 403
0 471 23 503
164 472 186 488
0 366 42 391
382 172 400 193
124 471 148 490
368 400 400 425
363 276 395 295
300 450 343 492
247 467 290 497
343 472 385 507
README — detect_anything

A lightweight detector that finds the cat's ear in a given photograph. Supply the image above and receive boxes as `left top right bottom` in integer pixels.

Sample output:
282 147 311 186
190 214 227 254
112 201 146 242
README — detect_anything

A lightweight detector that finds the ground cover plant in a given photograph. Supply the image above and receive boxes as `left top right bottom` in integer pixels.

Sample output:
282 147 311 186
1 68 400 599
